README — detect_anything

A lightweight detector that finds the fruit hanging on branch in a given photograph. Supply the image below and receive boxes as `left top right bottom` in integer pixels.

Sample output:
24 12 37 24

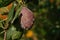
20 6 34 30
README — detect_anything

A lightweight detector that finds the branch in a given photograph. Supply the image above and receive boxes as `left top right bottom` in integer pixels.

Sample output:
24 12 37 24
4 30 7 40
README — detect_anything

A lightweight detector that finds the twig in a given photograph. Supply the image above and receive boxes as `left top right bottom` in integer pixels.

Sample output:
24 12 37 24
3 22 8 40
4 30 7 40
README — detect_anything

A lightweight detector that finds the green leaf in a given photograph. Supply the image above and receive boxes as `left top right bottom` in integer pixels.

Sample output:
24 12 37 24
11 5 22 24
0 22 3 28
0 22 4 29
12 31 22 40
6 25 16 40
7 3 15 22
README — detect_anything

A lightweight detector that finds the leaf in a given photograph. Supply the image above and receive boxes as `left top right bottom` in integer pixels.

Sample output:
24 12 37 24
0 7 9 13
7 3 15 22
6 25 16 40
0 22 4 29
12 31 22 40
11 5 22 24
6 3 13 10
7 25 22 40
0 22 3 28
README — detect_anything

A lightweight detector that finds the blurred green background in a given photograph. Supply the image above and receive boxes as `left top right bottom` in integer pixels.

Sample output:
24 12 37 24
24 0 60 40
